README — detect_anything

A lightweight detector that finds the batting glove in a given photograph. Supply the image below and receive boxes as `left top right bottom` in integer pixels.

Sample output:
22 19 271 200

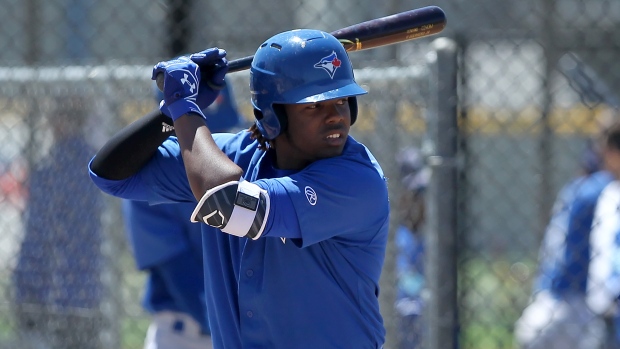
190 48 228 91
152 48 228 121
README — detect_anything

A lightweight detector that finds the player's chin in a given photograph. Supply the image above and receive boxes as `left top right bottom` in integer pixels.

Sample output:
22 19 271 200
316 143 346 159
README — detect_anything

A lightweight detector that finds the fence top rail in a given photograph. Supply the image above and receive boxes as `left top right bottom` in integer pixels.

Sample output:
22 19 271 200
0 64 428 83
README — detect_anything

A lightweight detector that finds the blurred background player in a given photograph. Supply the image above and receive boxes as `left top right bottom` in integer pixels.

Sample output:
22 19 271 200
587 121 620 349
515 138 612 349
394 146 430 349
121 77 243 349
12 95 105 349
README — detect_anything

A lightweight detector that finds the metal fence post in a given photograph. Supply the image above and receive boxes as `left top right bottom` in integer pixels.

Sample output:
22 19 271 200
424 37 459 349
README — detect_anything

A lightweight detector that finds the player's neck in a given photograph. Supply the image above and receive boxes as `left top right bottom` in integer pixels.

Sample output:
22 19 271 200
271 148 310 171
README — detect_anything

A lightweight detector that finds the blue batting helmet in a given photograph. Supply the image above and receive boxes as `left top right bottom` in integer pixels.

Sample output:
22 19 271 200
250 29 367 140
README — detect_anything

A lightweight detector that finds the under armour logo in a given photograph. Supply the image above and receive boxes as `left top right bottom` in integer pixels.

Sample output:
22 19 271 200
180 73 196 93
204 210 225 228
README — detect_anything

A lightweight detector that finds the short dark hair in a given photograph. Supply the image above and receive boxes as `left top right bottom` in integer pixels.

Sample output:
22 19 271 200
248 123 272 151
604 122 620 151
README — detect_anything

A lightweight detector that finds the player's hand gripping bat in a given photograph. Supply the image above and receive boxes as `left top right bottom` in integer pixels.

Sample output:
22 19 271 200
156 5 447 91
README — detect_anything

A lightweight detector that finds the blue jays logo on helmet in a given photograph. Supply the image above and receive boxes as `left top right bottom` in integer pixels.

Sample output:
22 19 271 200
314 51 342 79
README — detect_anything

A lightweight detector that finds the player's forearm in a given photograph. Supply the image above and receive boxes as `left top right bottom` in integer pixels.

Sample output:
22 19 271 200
174 113 243 200
90 109 174 180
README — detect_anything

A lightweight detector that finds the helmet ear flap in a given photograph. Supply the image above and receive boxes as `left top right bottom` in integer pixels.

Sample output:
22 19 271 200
349 97 358 125
273 104 288 134
253 108 264 121
253 105 287 139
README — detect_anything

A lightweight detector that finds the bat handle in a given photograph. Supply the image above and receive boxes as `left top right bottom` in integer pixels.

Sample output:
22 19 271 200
155 55 254 92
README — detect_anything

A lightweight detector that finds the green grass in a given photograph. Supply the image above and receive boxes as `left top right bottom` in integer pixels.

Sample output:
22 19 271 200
459 257 537 349
121 316 150 349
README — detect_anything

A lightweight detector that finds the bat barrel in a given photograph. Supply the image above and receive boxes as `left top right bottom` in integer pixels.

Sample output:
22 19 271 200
157 6 446 91
333 6 446 52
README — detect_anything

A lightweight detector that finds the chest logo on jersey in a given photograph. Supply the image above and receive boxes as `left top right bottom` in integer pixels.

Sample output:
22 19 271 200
304 186 317 205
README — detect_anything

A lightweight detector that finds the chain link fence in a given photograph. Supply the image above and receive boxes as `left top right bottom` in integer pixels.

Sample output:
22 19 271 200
1 0 620 349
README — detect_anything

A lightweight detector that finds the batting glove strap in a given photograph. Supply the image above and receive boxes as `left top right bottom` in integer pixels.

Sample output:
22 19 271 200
158 100 173 119
166 98 205 121
191 180 270 240
152 56 208 121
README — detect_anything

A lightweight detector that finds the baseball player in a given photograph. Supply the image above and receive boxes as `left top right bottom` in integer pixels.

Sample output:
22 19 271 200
89 29 389 349
121 79 242 349
122 201 210 349
588 122 620 348
514 140 612 349
394 146 430 349
13 95 104 349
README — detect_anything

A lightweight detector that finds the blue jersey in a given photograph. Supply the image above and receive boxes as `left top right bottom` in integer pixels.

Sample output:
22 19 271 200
121 200 208 334
15 137 103 309
535 170 613 297
395 225 425 305
90 131 389 349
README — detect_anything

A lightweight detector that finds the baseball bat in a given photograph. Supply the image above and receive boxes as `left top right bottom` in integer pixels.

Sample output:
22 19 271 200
157 6 446 91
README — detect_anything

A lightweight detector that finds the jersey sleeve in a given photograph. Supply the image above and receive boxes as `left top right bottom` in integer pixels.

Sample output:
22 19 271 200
587 181 620 315
533 181 576 292
257 153 389 248
90 133 243 204
89 137 192 203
